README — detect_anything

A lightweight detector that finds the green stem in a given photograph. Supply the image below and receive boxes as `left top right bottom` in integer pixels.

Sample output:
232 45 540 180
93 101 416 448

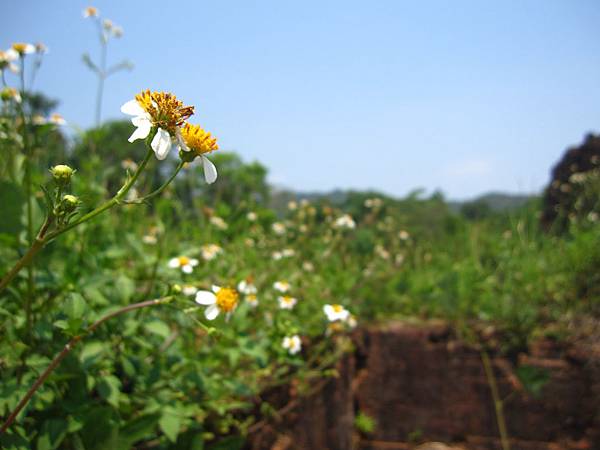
0 296 174 434
124 161 184 204
481 350 511 450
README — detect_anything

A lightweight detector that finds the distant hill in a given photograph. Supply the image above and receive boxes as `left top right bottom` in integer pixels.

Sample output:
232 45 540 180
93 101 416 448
448 192 536 213
270 187 536 215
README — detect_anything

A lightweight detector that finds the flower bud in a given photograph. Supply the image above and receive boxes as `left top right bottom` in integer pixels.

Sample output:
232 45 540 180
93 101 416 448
50 164 75 184
61 194 80 212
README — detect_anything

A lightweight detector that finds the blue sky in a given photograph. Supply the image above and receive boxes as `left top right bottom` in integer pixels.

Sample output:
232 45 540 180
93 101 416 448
3 0 600 199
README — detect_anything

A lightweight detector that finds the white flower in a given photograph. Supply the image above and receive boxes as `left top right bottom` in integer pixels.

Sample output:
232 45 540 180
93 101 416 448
182 285 198 296
272 222 286 235
237 279 257 295
201 244 222 261
168 256 199 274
11 43 35 55
334 214 356 230
282 248 295 258
302 261 314 272
142 234 157 245
398 230 410 241
121 100 170 160
273 280 290 293
278 295 297 310
0 50 19 73
120 91 193 161
194 285 238 320
288 201 298 211
246 294 259 308
282 335 302 355
210 216 228 230
272 251 283 260
345 315 357 329
246 211 257 221
323 304 350 322
49 113 66 126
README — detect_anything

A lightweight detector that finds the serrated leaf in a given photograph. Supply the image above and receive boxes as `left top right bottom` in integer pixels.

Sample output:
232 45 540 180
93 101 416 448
159 410 181 443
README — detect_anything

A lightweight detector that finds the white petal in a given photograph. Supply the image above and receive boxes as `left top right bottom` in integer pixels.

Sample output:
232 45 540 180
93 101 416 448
195 291 216 305
176 128 190 152
128 120 151 143
211 285 221 294
205 304 220 320
323 305 333 315
182 264 193 274
151 128 172 160
131 114 151 127
5 48 19 61
189 259 199 266
168 258 180 268
121 99 145 116
202 156 218 184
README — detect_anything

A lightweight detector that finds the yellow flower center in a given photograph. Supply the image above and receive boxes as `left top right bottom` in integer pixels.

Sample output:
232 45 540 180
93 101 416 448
12 43 29 54
215 288 238 312
178 256 190 266
135 90 194 135
180 123 219 156
332 304 344 313
85 6 98 16
282 296 294 304
246 294 257 303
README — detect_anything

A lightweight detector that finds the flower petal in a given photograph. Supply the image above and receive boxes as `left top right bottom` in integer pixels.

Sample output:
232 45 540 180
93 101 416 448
189 258 199 266
168 258 180 268
212 285 221 294
205 304 220 320
128 120 151 143
121 99 145 116
175 128 190 152
195 291 216 305
151 128 172 160
182 264 193 274
202 156 218 184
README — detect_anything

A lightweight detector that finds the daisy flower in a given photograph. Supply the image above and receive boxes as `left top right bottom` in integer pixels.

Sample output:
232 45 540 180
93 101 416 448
282 335 302 355
209 216 228 230
323 304 350 322
201 244 222 261
11 43 35 56
273 280 290 293
83 6 99 18
179 122 219 184
168 256 199 274
246 294 259 308
278 295 297 310
195 286 239 320
237 279 257 295
121 90 194 161
271 222 286 235
334 214 356 230
0 49 19 74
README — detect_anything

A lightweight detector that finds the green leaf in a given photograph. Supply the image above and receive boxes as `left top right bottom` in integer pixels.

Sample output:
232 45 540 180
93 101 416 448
64 293 87 320
115 413 160 449
97 375 122 407
159 409 182 443
144 320 171 339
36 418 69 450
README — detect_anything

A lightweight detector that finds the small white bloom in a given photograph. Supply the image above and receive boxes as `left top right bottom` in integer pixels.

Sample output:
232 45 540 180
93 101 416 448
168 256 199 274
282 248 295 258
272 222 286 235
194 285 238 321
334 214 356 230
182 285 198 296
237 279 257 295
83 6 100 18
345 315 358 329
288 201 297 211
273 280 290 293
302 261 314 272
278 295 297 310
201 244 222 261
272 251 283 260
142 235 157 245
210 216 228 230
398 230 410 241
246 294 259 308
282 335 302 355
323 304 350 322
49 113 66 126
247 211 257 221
